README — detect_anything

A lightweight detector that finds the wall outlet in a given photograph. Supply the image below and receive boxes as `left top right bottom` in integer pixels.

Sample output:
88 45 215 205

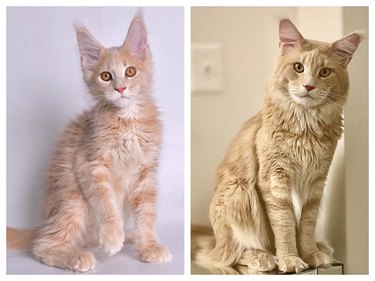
191 43 224 93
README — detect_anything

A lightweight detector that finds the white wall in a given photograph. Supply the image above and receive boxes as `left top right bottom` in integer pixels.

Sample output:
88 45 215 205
6 7 185 232
191 7 368 274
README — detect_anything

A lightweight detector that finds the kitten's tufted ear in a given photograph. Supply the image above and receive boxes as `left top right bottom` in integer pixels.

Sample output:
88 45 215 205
331 32 362 66
279 19 304 55
123 12 148 61
75 23 104 70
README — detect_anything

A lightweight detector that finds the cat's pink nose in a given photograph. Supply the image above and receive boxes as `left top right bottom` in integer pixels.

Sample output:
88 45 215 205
115 87 126 94
304 85 316 92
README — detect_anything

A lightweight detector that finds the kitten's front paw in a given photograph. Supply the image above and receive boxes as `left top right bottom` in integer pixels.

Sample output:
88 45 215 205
303 250 334 268
98 223 124 256
277 255 309 273
138 243 172 263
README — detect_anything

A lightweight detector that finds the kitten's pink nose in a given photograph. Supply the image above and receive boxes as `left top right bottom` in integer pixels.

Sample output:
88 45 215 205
115 87 126 94
304 85 316 92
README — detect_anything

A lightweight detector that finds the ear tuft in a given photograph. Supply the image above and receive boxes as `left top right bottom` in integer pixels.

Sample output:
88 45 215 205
279 19 304 55
123 13 148 61
331 32 363 65
75 22 103 70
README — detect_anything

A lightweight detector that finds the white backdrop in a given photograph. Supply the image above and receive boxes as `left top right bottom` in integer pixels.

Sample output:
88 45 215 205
6 7 184 274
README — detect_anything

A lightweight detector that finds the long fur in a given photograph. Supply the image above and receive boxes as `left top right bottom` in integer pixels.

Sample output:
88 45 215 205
8 13 171 272
195 19 361 273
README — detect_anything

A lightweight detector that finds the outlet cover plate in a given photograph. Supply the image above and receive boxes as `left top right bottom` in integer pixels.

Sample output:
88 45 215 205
191 43 224 93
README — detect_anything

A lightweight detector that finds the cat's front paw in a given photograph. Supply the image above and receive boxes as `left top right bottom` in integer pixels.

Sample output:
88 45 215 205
98 223 124 256
277 255 309 273
303 250 334 268
138 243 172 263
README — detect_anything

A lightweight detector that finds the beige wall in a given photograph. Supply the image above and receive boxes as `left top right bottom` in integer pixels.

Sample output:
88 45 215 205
343 7 369 274
191 7 298 226
191 7 368 274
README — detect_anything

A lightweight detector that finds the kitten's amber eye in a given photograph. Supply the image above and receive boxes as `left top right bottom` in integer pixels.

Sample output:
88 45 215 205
293 62 304 73
125 67 137 77
100 71 112 81
319 67 331 78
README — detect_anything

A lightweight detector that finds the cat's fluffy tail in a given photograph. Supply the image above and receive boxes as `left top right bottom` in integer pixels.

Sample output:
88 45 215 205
192 224 240 268
7 227 38 250
191 225 215 259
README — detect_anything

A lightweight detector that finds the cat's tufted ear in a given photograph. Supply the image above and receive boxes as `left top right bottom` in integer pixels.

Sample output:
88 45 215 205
122 13 149 61
331 32 362 66
279 19 304 55
75 23 104 70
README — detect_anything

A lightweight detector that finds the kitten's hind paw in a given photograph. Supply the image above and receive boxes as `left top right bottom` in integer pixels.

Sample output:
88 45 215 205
277 255 309 273
68 251 96 272
138 243 172 263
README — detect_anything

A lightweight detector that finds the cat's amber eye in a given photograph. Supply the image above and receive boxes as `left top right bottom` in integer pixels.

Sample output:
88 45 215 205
125 66 137 77
293 62 304 73
100 71 112 82
319 67 331 78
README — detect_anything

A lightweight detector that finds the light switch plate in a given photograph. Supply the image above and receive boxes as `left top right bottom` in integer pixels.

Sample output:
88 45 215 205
191 43 224 93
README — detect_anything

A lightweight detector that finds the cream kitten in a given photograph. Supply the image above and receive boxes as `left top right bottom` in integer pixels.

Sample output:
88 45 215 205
8 13 171 272
195 19 361 273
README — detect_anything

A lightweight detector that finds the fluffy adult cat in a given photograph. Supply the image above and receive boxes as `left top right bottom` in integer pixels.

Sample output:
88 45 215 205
195 19 361 273
7 13 171 272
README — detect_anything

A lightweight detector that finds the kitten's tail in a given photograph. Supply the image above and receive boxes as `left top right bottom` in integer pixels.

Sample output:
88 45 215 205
6 227 38 250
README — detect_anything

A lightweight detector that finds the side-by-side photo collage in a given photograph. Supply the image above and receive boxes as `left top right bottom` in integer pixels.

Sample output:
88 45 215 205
4 3 370 277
